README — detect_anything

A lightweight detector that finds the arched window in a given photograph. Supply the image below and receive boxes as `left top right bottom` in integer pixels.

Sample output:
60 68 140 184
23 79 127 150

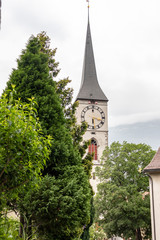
88 139 97 160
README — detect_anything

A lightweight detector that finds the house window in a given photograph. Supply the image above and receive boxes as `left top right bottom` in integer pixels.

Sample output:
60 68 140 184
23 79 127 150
88 139 97 160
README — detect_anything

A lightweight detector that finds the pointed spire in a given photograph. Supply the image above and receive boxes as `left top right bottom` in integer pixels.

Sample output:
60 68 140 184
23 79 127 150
76 7 108 102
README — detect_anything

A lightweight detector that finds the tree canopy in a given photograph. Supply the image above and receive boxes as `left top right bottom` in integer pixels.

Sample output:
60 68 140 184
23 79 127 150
3 33 92 240
94 141 155 240
21 168 91 240
0 92 51 209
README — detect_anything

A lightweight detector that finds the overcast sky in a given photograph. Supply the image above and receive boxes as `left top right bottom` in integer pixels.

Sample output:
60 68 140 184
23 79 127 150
0 0 160 128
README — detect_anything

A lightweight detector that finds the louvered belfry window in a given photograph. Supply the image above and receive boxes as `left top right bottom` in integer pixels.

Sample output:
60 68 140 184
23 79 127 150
88 139 97 160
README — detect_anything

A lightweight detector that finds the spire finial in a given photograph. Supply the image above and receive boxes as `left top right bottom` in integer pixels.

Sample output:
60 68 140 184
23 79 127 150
86 0 90 21
86 0 90 9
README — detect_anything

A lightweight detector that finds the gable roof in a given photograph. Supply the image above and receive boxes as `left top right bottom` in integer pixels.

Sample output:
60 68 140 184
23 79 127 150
144 147 160 173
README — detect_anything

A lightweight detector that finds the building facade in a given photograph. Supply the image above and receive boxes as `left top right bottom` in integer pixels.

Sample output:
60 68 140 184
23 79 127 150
144 147 160 240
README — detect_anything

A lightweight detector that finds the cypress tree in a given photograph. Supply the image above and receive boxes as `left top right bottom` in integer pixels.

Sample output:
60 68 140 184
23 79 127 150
6 36 81 174
4 34 92 239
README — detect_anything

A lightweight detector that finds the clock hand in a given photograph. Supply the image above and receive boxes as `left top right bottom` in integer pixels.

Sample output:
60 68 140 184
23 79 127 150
92 116 102 121
94 117 102 121
93 118 95 129
89 115 101 121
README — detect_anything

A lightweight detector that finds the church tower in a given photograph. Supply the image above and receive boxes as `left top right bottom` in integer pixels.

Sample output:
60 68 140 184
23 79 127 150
76 5 108 192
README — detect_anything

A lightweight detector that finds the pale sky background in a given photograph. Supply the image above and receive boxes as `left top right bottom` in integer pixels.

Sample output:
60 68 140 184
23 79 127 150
0 0 160 128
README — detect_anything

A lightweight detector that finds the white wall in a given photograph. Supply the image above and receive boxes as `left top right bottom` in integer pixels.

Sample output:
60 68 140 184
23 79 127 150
149 173 160 240
76 99 108 193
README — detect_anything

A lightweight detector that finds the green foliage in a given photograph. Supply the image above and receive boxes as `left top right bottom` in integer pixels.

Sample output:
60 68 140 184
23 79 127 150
0 217 22 240
37 32 75 126
5 35 64 137
37 32 93 239
37 31 60 77
3 32 92 239
21 169 91 240
95 141 155 240
89 223 107 240
80 197 95 240
4 34 88 175
0 92 51 209
37 32 93 177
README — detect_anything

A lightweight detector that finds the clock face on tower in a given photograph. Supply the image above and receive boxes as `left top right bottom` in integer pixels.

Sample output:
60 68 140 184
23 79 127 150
81 105 105 129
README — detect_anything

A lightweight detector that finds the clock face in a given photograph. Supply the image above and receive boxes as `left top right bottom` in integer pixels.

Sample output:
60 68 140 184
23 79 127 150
81 105 105 129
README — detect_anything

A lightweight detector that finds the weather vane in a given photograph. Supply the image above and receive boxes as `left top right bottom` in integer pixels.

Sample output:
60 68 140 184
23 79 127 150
86 0 90 8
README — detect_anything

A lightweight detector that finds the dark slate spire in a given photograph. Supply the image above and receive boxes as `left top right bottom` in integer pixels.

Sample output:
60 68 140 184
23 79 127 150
76 10 108 102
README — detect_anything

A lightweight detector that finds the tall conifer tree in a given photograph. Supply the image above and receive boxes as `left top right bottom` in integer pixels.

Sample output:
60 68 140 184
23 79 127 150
4 34 92 240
